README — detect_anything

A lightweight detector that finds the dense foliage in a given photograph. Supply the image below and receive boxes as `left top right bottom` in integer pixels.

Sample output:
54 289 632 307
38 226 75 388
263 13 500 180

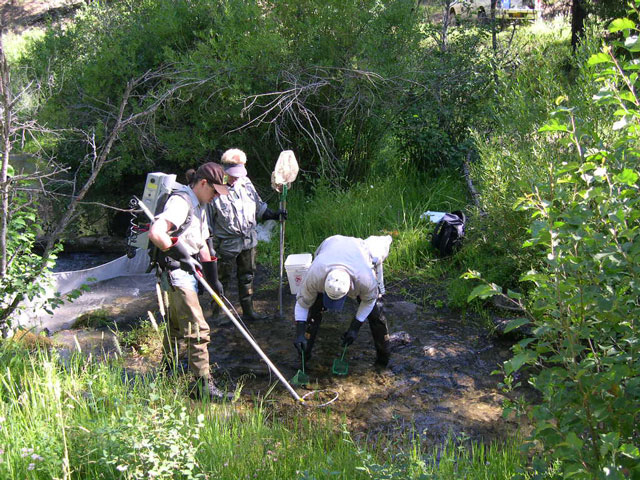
3 0 638 477
23 0 429 199
467 6 640 478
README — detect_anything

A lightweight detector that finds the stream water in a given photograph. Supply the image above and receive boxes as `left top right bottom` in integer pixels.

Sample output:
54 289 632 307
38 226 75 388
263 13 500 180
43 256 524 448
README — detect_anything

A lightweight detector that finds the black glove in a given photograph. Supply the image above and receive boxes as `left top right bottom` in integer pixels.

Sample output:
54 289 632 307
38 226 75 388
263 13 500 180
166 237 202 275
201 259 224 296
263 208 288 221
294 322 307 355
342 318 363 347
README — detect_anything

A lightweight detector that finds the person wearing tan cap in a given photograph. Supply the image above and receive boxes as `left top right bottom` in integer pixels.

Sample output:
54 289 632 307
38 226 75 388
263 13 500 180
148 162 232 402
206 148 286 321
293 234 392 370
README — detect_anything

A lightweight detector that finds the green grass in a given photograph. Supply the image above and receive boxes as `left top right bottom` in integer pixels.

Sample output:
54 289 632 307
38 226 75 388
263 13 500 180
0 340 526 479
258 171 465 282
3 28 46 63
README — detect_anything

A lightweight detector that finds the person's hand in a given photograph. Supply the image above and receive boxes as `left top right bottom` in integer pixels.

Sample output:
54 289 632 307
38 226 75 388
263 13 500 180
341 318 363 347
263 208 288 221
276 209 287 221
202 259 224 296
166 237 202 275
294 321 307 354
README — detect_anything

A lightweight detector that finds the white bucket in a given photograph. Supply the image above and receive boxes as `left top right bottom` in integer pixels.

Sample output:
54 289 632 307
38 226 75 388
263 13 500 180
284 253 312 295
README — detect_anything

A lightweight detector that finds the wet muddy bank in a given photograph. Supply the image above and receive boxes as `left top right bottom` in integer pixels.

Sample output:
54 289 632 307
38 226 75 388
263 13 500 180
42 264 530 448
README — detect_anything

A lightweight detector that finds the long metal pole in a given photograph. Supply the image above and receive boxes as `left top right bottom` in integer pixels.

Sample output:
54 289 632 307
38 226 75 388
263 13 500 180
278 187 287 319
196 272 304 403
135 197 304 404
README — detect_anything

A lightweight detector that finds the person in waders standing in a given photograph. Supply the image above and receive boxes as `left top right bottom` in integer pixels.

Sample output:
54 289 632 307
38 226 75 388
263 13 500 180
292 234 392 370
148 162 232 402
206 148 287 321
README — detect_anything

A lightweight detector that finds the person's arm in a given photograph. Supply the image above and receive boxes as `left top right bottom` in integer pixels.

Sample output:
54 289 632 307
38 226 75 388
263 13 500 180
342 282 375 346
354 270 379 321
199 245 211 262
355 297 376 322
148 209 201 275
148 218 175 251
294 301 309 322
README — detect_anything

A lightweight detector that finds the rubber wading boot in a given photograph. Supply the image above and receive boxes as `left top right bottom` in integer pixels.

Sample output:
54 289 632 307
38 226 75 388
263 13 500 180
189 376 234 402
240 298 267 321
374 342 391 371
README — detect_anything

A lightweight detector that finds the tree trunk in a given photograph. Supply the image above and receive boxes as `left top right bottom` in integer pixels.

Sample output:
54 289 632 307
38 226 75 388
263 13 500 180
0 33 12 281
571 0 587 51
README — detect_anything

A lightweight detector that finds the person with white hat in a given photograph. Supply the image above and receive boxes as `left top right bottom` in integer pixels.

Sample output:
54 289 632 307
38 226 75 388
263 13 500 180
206 148 286 321
293 234 392 369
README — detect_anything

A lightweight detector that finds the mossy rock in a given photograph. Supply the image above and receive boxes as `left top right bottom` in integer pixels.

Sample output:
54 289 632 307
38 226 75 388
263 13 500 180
71 309 113 329
11 329 55 350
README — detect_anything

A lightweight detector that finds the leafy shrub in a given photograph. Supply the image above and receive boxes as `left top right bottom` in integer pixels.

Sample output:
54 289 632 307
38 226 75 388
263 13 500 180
91 404 205 480
469 8 640 478
395 27 494 171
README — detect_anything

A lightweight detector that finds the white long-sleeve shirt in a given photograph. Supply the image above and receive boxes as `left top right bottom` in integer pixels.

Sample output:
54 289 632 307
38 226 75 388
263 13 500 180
295 235 379 323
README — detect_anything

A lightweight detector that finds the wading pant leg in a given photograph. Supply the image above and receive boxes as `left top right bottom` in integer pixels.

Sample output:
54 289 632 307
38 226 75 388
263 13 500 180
163 293 183 366
304 294 325 361
368 298 390 367
218 255 235 296
237 247 256 305
166 286 211 378
238 248 265 320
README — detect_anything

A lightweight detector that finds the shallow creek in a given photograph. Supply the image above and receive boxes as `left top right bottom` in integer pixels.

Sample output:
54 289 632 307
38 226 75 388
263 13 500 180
43 263 524 447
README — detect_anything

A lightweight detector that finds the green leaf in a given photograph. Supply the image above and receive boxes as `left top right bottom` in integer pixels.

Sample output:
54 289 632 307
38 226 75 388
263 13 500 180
564 462 586 478
467 283 499 302
613 168 638 186
505 351 534 374
539 119 569 133
620 443 640 459
609 18 635 33
593 89 617 103
7 164 14 177
588 52 611 65
504 318 530 333
565 431 584 450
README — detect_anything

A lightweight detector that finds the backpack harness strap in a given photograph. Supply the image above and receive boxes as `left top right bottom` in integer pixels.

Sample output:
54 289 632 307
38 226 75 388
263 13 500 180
149 190 196 272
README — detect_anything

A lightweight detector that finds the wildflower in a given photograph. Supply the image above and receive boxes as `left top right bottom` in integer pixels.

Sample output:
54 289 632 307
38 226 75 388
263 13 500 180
27 463 35 471
116 465 128 472
223 462 229 468
31 454 44 462
21 448 34 458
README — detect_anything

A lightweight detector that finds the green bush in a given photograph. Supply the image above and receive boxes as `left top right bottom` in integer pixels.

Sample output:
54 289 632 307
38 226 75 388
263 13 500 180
469 8 640 478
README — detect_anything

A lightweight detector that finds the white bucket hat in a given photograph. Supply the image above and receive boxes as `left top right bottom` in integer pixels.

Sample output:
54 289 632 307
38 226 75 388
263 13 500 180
323 268 350 310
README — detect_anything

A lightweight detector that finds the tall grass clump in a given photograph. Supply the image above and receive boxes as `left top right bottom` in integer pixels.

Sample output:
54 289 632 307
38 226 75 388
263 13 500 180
259 170 466 276
0 340 526 479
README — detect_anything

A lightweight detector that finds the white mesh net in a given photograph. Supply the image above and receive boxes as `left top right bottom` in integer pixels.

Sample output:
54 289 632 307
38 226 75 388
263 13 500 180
271 150 299 192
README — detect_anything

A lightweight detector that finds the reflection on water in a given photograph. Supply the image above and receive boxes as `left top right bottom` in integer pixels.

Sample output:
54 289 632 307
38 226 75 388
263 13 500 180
52 253 122 272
